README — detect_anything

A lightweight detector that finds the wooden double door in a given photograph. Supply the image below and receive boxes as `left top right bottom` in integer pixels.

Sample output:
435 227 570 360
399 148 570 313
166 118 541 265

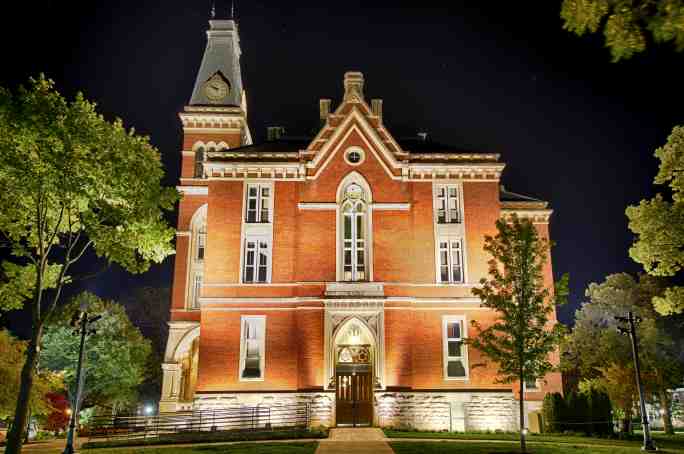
335 365 373 426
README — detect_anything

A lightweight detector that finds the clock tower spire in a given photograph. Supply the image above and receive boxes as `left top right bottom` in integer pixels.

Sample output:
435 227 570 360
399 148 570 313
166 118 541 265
178 16 252 182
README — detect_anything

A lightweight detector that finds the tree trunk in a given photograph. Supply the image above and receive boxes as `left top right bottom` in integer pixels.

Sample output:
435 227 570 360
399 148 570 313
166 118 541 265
4 324 43 454
658 390 674 435
519 379 526 453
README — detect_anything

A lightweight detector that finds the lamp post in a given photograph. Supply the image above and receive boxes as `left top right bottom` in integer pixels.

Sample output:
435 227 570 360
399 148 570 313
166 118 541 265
615 311 657 451
62 311 101 454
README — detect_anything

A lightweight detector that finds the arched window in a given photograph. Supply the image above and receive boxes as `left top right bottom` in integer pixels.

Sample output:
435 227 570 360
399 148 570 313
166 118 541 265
341 183 368 281
188 205 207 309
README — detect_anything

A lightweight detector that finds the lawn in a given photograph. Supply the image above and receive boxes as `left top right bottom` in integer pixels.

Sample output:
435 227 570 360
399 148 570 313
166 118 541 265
385 430 684 454
391 440 684 454
86 441 318 454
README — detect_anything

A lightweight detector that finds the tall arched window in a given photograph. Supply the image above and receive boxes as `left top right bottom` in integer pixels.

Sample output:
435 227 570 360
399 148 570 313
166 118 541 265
188 205 207 309
341 183 368 281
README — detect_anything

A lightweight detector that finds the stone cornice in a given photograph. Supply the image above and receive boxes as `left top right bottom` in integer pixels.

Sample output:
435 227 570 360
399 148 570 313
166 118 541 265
500 208 553 224
177 185 209 195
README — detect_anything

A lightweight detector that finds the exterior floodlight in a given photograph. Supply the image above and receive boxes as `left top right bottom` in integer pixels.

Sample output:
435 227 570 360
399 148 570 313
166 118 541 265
144 405 154 415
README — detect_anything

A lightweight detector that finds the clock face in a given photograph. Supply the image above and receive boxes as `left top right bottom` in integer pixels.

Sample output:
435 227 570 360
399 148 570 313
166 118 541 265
204 75 229 102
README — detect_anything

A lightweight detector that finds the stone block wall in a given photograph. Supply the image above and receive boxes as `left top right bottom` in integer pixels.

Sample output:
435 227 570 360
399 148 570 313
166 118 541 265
376 391 516 432
194 392 335 428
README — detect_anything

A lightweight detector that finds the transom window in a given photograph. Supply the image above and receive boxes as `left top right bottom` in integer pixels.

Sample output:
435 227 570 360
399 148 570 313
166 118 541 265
341 183 367 281
243 237 271 283
240 316 265 380
435 184 462 224
438 238 464 283
245 183 271 223
443 316 468 379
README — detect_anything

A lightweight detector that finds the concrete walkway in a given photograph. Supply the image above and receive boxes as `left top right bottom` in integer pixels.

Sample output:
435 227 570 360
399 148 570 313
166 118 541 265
315 428 394 454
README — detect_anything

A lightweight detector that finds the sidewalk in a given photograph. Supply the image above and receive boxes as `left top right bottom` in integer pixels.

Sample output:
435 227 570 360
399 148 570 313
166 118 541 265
315 428 394 454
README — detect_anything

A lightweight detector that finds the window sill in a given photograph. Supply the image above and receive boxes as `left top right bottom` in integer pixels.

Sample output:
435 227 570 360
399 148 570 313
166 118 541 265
444 377 470 382
239 377 265 382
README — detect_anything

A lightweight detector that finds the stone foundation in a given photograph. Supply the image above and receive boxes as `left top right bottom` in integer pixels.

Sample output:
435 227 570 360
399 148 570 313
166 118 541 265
194 392 335 428
376 391 517 432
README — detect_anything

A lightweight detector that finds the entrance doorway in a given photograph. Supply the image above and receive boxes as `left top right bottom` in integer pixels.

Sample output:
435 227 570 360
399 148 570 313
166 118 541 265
335 345 373 426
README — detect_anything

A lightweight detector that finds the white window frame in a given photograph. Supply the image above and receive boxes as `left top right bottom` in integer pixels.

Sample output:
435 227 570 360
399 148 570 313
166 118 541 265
245 183 272 224
524 378 540 391
442 315 469 381
434 184 462 224
341 198 368 281
242 236 272 284
437 237 465 284
189 272 203 310
238 315 266 381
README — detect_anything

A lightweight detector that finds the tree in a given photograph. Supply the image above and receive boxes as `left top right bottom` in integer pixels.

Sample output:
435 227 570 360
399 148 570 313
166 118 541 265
627 126 684 315
120 287 170 404
564 273 684 434
0 330 62 420
561 0 684 61
470 215 565 453
40 293 153 413
0 76 177 454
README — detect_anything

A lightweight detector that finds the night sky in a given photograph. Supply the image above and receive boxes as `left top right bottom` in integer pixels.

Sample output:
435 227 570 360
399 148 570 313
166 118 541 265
2 1 683 335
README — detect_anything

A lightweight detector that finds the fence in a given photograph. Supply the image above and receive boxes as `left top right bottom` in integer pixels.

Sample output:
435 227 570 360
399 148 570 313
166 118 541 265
86 403 310 440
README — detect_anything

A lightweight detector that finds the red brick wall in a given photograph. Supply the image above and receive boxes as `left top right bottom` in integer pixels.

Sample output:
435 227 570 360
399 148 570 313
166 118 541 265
205 181 243 284
463 182 500 283
197 310 299 392
296 310 324 389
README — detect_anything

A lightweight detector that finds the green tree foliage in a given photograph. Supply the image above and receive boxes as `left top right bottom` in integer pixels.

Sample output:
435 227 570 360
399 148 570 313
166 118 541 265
0 76 177 454
587 388 614 436
40 293 152 413
565 391 590 433
627 126 684 315
564 273 684 434
470 215 565 452
0 330 62 419
561 0 684 61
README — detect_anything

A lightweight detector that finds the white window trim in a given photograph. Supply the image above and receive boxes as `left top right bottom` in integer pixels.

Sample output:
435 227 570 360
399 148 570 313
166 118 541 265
432 181 468 285
335 172 374 282
436 237 466 284
433 183 463 225
244 182 273 224
524 378 541 392
239 181 275 284
185 204 207 310
238 315 266 382
241 236 272 283
343 146 366 166
442 315 469 381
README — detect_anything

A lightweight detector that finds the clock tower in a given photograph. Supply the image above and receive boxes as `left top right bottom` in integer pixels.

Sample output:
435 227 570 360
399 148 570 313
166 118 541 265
178 17 252 181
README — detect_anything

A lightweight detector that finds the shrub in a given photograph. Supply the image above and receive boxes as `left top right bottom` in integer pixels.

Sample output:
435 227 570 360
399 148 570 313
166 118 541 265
542 392 565 433
588 389 613 436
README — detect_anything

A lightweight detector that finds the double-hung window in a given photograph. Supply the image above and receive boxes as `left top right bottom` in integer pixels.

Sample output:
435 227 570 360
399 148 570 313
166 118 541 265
435 184 461 224
196 226 207 261
240 316 265 380
443 316 468 379
438 238 464 283
524 378 539 391
245 184 271 223
243 237 271 283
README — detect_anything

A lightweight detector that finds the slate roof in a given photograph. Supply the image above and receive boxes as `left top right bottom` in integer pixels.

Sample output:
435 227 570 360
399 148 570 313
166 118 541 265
189 20 244 107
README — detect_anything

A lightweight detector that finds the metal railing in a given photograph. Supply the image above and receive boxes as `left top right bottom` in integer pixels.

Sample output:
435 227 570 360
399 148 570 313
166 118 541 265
86 403 310 440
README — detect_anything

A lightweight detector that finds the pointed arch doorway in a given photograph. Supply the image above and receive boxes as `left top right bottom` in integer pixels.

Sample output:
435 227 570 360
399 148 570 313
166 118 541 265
333 317 374 426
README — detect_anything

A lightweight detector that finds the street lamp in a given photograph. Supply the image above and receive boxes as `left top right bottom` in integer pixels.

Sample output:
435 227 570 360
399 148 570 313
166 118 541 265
615 311 657 451
62 311 101 454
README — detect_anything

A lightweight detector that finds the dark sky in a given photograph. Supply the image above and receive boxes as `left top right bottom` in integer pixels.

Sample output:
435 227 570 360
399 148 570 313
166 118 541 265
2 1 683 334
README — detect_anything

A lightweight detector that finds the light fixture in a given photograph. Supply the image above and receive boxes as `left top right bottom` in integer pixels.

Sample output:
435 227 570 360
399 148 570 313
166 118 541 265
144 405 155 415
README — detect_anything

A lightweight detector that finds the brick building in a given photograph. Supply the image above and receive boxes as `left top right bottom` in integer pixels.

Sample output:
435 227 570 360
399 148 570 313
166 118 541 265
159 18 562 430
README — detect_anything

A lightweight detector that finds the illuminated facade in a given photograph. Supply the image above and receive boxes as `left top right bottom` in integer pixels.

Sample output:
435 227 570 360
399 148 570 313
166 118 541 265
160 18 562 430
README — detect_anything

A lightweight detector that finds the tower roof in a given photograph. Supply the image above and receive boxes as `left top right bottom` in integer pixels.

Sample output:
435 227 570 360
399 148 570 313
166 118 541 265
189 19 244 107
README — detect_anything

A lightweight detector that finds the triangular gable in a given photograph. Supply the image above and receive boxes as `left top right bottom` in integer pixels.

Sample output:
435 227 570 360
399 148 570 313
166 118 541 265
304 105 406 181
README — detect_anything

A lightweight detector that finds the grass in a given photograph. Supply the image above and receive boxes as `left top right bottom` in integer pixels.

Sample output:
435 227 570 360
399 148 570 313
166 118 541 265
390 440 683 454
385 430 684 453
82 429 327 449
85 442 318 454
